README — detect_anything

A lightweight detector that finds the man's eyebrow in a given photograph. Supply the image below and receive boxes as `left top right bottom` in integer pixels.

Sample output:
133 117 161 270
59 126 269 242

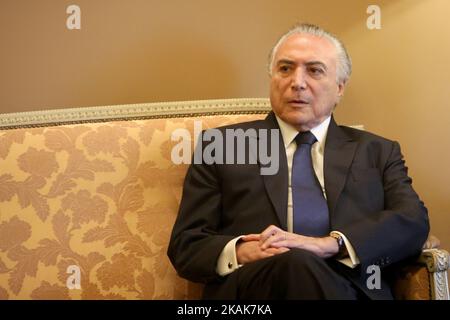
305 61 328 70
276 59 295 66
276 59 328 70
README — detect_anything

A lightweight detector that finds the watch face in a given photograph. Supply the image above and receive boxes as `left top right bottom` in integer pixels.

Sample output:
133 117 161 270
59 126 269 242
333 235 343 247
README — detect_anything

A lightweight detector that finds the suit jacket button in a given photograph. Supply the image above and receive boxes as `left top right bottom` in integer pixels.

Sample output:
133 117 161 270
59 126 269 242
228 262 233 269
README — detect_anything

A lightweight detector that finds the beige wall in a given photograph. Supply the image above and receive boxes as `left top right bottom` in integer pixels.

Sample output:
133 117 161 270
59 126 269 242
336 0 450 251
1 0 449 248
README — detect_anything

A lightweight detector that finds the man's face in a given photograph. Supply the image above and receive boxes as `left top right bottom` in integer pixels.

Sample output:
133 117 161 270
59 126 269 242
270 33 345 131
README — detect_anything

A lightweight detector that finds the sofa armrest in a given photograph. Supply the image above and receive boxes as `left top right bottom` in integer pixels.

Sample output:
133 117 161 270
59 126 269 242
392 248 449 300
418 249 449 300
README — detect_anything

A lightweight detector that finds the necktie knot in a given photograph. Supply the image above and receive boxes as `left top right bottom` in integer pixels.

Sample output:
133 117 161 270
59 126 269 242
295 131 317 146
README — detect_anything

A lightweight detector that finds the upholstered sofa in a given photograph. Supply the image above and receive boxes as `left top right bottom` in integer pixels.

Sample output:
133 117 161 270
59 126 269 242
0 98 448 300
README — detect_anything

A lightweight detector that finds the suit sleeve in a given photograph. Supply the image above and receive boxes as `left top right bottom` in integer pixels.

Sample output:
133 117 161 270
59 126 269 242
340 141 430 268
167 136 234 283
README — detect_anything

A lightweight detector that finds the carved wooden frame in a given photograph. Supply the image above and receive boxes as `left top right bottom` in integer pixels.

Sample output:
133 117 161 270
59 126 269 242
0 98 271 130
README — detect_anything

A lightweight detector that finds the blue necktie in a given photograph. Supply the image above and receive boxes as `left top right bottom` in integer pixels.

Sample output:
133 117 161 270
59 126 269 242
292 131 330 237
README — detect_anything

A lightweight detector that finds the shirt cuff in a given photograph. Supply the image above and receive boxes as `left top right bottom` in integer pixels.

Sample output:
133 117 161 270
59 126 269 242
330 231 360 269
216 236 244 276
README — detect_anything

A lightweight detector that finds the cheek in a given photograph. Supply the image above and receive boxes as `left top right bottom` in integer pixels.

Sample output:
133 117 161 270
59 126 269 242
270 83 286 106
272 77 290 91
269 81 277 95
314 86 338 109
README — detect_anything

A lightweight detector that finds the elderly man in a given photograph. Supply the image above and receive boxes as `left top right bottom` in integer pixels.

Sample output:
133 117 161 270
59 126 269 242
167 24 429 299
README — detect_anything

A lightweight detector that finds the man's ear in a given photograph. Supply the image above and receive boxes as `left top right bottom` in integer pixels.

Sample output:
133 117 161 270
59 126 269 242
335 82 346 106
337 81 346 97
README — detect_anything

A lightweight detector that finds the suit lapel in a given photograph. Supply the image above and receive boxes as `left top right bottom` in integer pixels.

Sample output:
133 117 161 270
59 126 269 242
324 116 357 217
259 112 288 229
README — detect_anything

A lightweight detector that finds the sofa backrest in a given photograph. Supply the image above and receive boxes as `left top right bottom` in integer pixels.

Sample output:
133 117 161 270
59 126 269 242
0 98 270 299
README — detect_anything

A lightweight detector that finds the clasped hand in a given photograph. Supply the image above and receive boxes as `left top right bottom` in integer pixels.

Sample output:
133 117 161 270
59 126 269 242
236 225 338 265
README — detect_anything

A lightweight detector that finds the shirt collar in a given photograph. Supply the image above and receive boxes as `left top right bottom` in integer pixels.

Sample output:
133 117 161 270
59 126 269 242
275 114 331 149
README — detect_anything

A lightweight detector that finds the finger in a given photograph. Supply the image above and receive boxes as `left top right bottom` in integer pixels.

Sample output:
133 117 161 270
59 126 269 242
265 247 290 255
259 225 281 245
241 234 260 242
242 245 274 263
259 225 276 242
278 247 290 253
269 240 290 248
260 232 286 249
263 230 293 249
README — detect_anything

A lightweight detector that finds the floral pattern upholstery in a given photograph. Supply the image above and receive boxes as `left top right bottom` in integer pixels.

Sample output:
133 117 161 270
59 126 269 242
393 265 431 300
0 114 265 299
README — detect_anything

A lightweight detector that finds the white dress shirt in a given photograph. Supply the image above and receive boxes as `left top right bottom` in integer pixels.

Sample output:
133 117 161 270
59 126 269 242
216 115 360 276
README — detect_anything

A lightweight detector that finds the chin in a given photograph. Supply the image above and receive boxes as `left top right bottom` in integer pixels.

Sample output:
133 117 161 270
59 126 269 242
284 111 311 124
281 115 311 129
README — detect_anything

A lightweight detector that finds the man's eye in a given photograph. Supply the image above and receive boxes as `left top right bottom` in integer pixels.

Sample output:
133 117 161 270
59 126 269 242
279 65 291 73
309 67 324 75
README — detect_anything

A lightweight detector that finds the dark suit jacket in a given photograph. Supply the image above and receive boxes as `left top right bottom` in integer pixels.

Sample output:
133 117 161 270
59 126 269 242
167 112 429 299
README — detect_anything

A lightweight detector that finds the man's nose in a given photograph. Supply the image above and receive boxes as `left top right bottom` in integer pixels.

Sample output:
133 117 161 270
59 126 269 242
291 68 307 91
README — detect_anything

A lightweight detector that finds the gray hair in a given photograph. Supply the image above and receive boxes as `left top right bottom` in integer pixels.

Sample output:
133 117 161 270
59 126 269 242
268 23 352 84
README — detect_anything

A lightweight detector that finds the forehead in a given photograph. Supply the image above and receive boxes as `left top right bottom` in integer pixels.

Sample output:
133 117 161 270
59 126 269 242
274 33 337 66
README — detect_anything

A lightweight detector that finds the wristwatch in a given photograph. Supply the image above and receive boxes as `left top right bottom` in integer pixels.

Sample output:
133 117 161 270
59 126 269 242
330 233 346 258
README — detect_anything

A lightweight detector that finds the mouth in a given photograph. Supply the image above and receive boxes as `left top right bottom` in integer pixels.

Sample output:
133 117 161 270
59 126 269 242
287 99 309 106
